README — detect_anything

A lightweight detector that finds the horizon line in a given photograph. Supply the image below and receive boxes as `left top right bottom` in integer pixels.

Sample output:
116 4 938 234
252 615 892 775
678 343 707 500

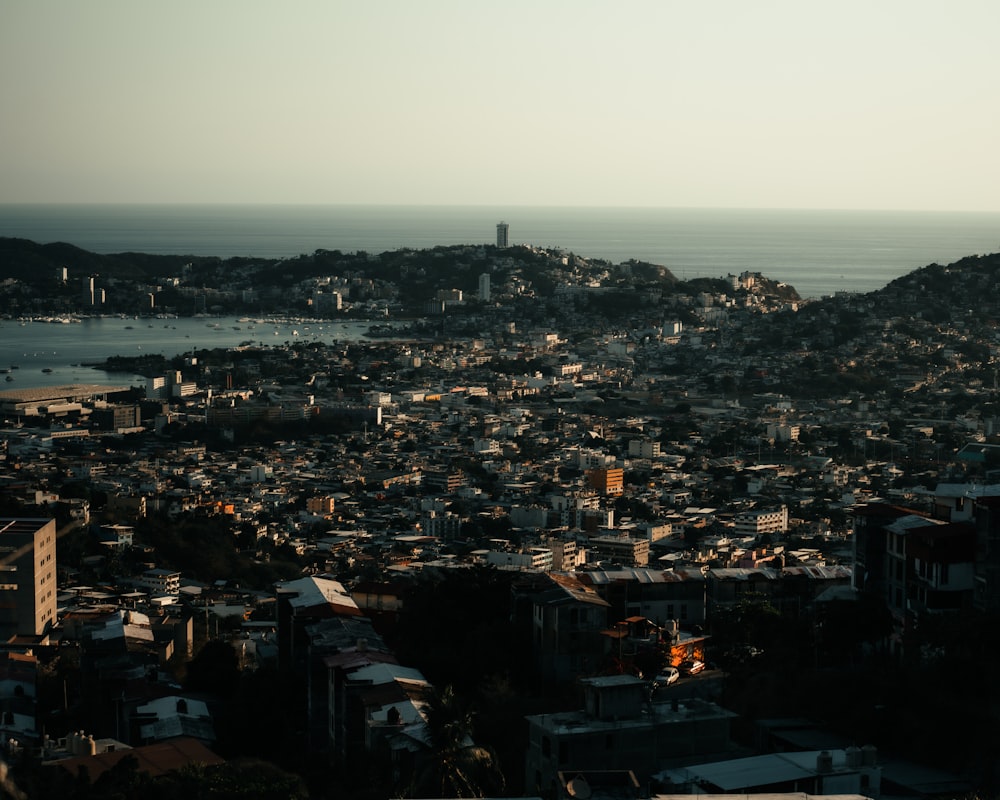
2 201 1000 215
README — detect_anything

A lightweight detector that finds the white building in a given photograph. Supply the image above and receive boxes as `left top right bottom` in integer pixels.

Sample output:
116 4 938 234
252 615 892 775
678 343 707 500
734 506 789 537
628 439 662 459
485 547 553 572
137 568 181 596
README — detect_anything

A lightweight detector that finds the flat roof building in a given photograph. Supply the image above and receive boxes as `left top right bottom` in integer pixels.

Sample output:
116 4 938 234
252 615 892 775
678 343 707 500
0 518 58 638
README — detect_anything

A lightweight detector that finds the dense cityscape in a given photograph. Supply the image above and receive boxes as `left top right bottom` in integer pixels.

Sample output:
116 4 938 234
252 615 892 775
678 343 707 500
1 229 999 799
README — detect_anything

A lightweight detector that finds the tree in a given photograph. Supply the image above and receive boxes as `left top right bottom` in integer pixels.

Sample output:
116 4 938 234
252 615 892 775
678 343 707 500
405 685 505 799
183 638 240 698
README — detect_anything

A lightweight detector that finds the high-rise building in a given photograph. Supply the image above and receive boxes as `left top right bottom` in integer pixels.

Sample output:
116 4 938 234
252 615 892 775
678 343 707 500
478 272 491 302
496 221 509 248
0 518 58 638
81 276 95 306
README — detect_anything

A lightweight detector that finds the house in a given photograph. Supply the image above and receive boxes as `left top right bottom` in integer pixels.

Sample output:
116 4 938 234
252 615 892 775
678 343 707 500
50 736 224 783
130 695 215 745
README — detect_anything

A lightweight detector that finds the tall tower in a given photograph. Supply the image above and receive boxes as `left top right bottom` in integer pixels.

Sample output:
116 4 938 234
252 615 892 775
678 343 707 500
496 221 509 249
478 273 491 302
0 518 57 638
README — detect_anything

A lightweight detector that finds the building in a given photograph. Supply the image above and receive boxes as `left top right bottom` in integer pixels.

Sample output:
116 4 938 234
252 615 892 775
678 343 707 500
587 533 650 568
882 514 974 622
734 506 788 537
0 518 58 638
973 495 1000 611
850 503 916 595
81 275 95 307
0 384 132 419
512 572 611 684
497 221 509 248
576 567 706 626
307 496 336 515
628 439 662 459
587 467 624 496
525 675 736 793
478 272 491 302
659 748 881 797
485 546 554 572
136 568 181 596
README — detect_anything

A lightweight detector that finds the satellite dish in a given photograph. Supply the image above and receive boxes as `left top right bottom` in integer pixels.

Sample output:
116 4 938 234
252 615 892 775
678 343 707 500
567 776 592 799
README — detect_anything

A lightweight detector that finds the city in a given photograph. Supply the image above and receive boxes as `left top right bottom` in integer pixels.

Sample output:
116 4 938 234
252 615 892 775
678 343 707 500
1 231 999 798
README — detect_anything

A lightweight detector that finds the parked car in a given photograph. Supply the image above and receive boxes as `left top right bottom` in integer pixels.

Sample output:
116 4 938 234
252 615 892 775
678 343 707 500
679 659 706 675
653 667 679 686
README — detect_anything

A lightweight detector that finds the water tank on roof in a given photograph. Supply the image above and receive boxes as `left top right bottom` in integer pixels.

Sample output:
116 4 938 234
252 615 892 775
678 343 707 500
846 745 862 768
816 750 833 773
862 744 878 766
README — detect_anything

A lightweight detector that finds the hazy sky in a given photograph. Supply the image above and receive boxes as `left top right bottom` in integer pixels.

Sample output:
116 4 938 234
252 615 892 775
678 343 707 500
3 1 999 210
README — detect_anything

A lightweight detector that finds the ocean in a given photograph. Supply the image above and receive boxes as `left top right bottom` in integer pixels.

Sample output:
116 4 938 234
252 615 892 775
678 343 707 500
2 204 999 300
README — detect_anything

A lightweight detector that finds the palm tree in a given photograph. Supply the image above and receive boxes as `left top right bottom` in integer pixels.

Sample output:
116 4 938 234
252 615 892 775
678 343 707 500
405 685 505 799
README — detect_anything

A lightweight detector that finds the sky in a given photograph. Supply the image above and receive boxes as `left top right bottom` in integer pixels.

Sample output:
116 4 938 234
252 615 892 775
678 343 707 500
2 1 999 211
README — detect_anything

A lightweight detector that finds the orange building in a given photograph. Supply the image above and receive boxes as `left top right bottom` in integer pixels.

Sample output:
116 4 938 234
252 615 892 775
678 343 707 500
586 467 624 495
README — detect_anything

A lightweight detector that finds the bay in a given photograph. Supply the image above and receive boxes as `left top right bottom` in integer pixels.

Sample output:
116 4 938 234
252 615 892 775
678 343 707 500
0 316 379 391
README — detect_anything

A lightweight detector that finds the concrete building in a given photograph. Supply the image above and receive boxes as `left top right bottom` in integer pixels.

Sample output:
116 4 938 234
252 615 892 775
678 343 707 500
497 221 509 248
0 518 58 638
659 747 881 797
485 546 554 572
587 533 651 567
587 467 624 496
81 275 95 307
734 506 789 537
526 675 736 793
136 568 181 596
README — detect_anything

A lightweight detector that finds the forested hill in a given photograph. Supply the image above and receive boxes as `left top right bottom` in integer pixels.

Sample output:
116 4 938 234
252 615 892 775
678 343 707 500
0 235 723 300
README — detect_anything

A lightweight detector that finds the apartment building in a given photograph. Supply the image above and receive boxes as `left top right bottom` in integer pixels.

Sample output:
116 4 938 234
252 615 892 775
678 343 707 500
0 518 58 638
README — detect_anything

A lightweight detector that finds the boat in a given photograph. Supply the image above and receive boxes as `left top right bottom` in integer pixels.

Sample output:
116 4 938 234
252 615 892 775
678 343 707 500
41 368 53 373
4 376 12 382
